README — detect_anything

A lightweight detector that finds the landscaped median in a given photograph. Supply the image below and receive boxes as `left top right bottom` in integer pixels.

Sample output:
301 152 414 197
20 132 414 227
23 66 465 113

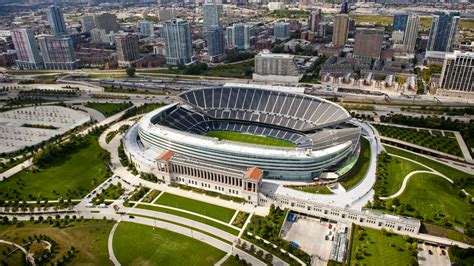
134 204 240 235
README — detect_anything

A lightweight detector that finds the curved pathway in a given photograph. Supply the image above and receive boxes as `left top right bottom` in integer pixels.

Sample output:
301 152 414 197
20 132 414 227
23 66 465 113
0 239 35 265
379 153 455 200
107 222 121 266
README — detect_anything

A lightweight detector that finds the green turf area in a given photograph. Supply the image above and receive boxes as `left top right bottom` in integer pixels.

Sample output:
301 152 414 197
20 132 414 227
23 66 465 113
389 173 471 227
84 101 132 117
292 186 333 194
135 204 239 235
205 130 296 148
384 145 474 195
376 152 428 197
339 137 371 190
374 124 463 157
88 73 129 79
154 193 236 222
349 226 418 266
246 206 287 242
0 220 113 265
0 136 109 201
113 222 226 266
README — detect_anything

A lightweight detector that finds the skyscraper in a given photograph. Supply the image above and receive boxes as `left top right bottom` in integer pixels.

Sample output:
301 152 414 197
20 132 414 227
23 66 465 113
226 23 252 50
47 5 67 36
81 15 96 33
159 8 176 21
139 20 155 37
202 2 222 31
353 28 384 61
392 14 408 32
115 33 140 67
94 13 121 33
37 35 78 70
427 12 460 52
205 26 225 57
309 9 322 33
403 15 419 52
274 22 290 41
440 51 473 93
10 28 44 69
332 14 349 47
163 19 193 65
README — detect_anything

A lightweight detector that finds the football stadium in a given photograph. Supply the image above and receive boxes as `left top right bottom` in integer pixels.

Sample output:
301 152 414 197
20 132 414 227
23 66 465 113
137 86 361 180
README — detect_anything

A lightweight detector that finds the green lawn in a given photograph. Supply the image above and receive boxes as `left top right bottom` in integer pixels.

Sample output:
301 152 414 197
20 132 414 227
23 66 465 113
374 124 463 157
384 145 474 195
154 193 236 222
0 220 113 265
135 204 239 235
379 154 428 196
339 137 371 190
92 183 125 205
292 186 333 194
392 173 471 227
142 189 161 203
84 101 132 117
0 136 109 201
205 130 296 148
113 222 226 266
349 226 417 266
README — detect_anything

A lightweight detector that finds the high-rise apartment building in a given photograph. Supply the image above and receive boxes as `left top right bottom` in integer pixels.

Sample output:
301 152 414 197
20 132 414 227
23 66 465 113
202 2 222 30
115 33 140 67
37 35 78 70
81 15 96 33
403 15 419 52
353 28 384 61
94 13 121 33
274 22 290 41
47 5 67 36
332 14 349 47
205 26 225 57
440 51 473 93
309 9 322 33
159 8 176 21
226 23 252 50
392 14 408 32
253 50 302 83
139 20 155 37
90 28 106 43
10 28 44 69
163 19 193 65
427 12 459 52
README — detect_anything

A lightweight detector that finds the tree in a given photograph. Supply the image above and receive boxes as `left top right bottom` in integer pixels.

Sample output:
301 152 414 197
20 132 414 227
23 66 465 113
126 67 136 77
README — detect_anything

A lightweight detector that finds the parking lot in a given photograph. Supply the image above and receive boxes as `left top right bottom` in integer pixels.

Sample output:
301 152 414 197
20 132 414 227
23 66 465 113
417 243 450 266
281 215 348 265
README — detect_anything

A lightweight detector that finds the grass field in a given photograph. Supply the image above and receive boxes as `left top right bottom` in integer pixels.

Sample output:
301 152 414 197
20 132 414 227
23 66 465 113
339 137 371 190
113 222 226 266
393 172 471 226
384 145 474 195
292 185 333 194
135 204 239 235
374 124 463 157
205 130 296 148
84 102 132 117
154 193 236 222
349 226 417 266
379 154 428 197
0 220 113 265
0 136 109 201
